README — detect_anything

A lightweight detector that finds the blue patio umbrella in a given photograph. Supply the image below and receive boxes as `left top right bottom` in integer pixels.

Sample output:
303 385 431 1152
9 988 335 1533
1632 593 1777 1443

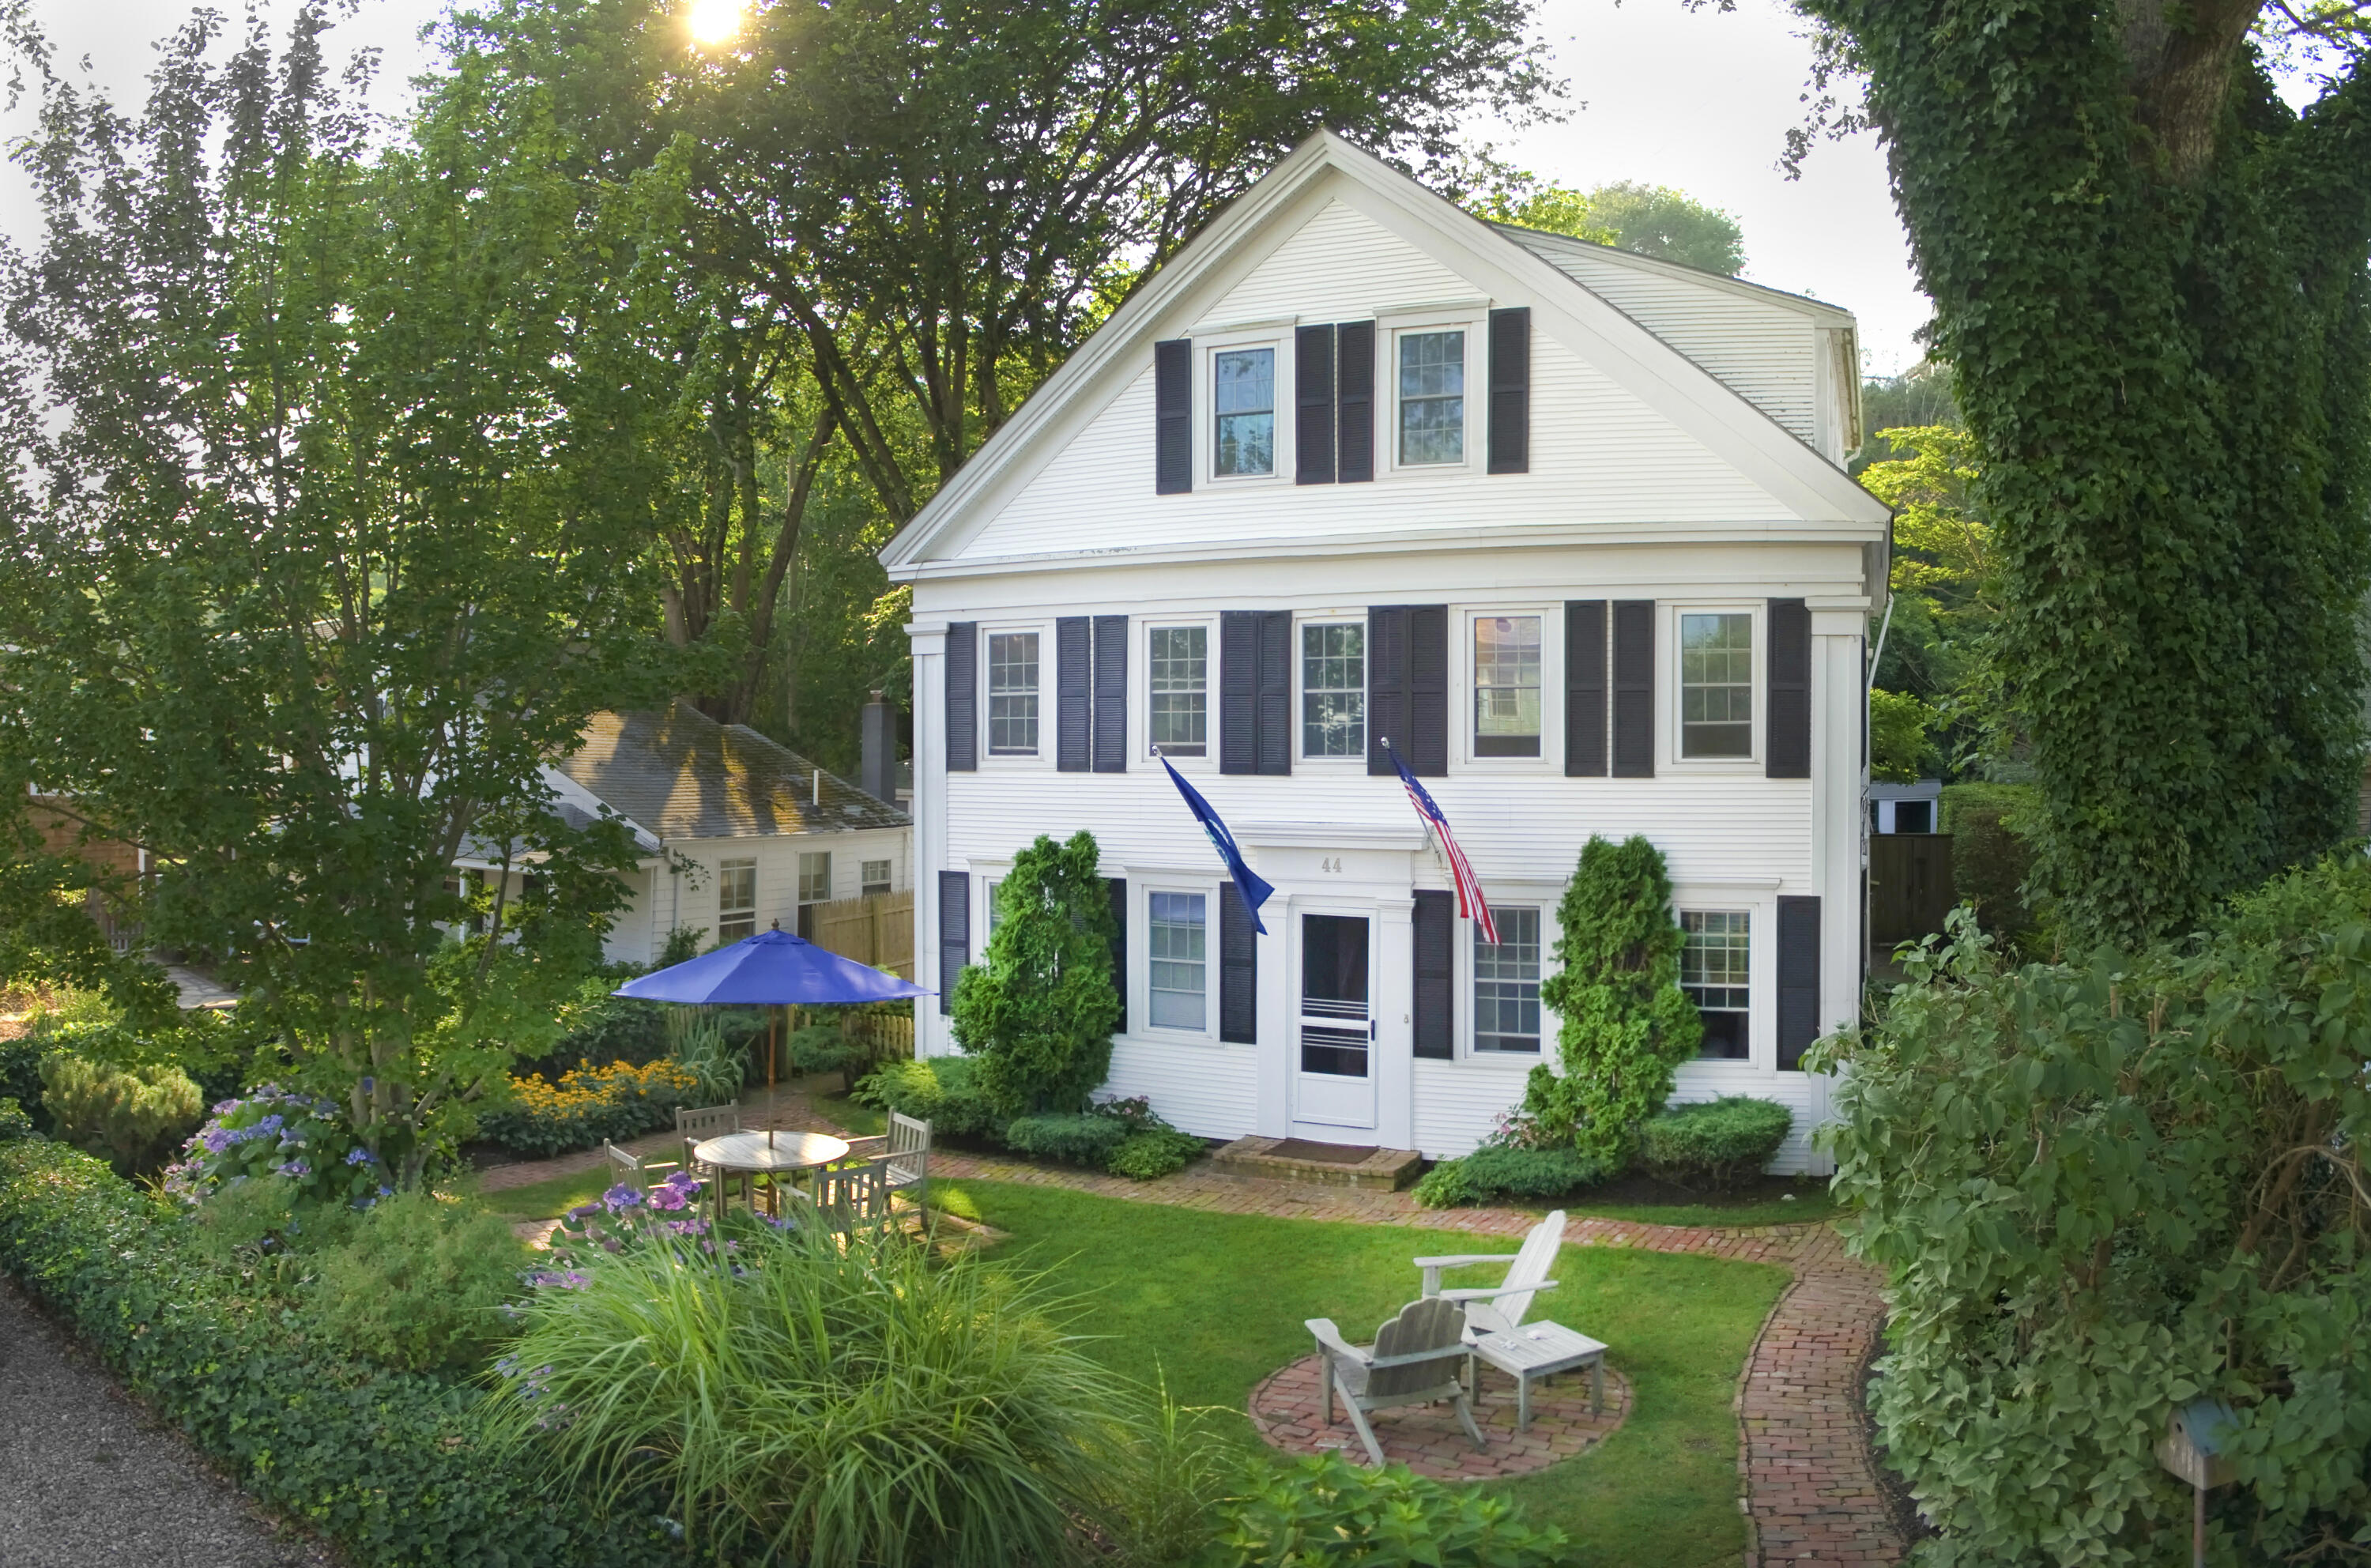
616 928 929 1091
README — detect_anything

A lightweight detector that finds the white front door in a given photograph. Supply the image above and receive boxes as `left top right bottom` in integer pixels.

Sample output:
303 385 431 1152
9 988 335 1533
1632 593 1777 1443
1293 910 1377 1132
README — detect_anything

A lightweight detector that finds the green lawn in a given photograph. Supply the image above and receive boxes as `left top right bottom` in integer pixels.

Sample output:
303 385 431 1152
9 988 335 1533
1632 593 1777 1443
940 1178 1788 1568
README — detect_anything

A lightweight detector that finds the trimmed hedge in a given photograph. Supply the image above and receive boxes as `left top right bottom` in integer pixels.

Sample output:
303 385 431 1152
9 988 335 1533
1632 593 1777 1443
1003 1111 1129 1167
0 1140 686 1567
1637 1097 1792 1191
1412 1144 1613 1209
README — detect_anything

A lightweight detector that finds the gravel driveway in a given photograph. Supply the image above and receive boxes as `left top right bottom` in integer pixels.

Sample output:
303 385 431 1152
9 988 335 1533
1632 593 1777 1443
0 1275 333 1568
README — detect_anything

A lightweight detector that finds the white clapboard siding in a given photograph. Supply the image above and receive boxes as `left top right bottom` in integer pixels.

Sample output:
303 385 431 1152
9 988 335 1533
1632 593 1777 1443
1410 1060 1537 1159
1206 198 1470 322
1504 231 1823 445
1103 1039 1259 1140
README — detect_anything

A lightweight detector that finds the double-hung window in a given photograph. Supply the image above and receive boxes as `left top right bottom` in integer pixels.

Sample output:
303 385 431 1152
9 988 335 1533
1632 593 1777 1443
1148 625 1208 756
717 858 757 943
1681 910 1751 1058
1213 348 1276 477
1473 906 1542 1053
1148 891 1208 1031
1301 622 1365 759
987 631 1040 756
1473 615 1542 757
1679 612 1754 759
1398 330 1465 465
860 858 892 896
796 852 831 938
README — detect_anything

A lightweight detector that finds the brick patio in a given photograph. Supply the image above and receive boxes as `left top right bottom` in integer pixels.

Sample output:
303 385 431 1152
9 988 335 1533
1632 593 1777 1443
1249 1350 1630 1479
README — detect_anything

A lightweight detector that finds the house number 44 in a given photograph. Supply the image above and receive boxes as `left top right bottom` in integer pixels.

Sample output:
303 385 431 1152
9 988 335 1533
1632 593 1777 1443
1319 857 1344 873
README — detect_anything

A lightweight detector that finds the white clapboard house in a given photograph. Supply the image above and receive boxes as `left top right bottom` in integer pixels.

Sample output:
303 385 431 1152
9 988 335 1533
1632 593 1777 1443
882 132 1888 1171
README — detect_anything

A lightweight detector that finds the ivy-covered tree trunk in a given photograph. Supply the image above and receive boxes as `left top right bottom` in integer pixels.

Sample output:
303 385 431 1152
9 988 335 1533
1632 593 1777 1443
1792 0 2371 944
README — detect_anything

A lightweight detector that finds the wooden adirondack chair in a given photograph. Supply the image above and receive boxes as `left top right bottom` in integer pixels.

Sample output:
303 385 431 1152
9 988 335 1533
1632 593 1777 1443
841 1111 931 1211
1305 1297 1488 1468
1412 1209 1566 1336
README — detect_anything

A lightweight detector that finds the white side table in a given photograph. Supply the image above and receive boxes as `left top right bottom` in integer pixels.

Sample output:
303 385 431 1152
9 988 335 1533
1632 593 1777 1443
1465 1321 1608 1430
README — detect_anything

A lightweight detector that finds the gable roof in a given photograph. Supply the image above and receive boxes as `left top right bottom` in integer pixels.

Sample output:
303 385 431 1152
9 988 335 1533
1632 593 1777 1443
881 129 1888 576
1491 221 1856 325
552 702 907 843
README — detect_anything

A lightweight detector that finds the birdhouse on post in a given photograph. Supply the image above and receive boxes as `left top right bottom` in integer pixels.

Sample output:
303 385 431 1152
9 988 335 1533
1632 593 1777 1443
2156 1398 2239 1568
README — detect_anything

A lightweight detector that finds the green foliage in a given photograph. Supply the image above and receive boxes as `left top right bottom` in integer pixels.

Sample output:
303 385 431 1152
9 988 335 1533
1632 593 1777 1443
0 1096 31 1140
952 832 1121 1116
1791 1 2371 947
164 1084 386 1208
0 1140 687 1567
1004 1111 1131 1167
0 1033 53 1133
476 1060 704 1160
1854 362 1962 469
486 1219 1200 1568
37 1054 203 1174
1635 1098 1791 1193
1939 782 2040 946
665 1012 748 1104
1815 852 2371 1565
850 1054 1001 1138
1412 1144 1613 1209
1519 835 1703 1164
40 1008 270 1110
1197 1451 1568 1566
308 1188 530 1375
533 981 669 1075
1869 688 1940 783
1110 1128 1205 1180
1477 178 1746 273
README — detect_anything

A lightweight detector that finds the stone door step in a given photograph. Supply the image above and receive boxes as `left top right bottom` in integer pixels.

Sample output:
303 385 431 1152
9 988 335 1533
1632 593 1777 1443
1209 1136 1423 1190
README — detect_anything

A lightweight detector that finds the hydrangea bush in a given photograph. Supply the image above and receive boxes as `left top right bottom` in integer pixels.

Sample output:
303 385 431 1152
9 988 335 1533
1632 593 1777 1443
538 1169 712 1283
162 1085 386 1208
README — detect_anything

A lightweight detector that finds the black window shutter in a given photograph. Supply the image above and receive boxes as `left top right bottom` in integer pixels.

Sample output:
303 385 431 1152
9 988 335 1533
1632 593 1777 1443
1336 321 1375 483
1093 614 1129 773
1565 601 1608 777
937 870 969 1016
1107 877 1128 1035
1767 599 1811 779
1487 307 1530 475
1413 889 1454 1059
1295 324 1336 485
1219 611 1257 775
1409 605 1449 775
1219 882 1257 1044
1056 616 1091 772
1366 605 1408 776
1777 895 1820 1069
944 622 978 772
1257 609 1292 775
1611 600 1655 778
1155 339 1192 495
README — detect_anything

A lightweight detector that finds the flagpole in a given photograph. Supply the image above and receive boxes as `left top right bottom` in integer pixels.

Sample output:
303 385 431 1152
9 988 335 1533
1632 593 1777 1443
1382 737 1452 882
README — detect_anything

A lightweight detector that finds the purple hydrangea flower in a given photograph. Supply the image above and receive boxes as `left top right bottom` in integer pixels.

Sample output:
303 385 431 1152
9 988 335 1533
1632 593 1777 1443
344 1147 374 1167
601 1183 643 1213
277 1159 311 1178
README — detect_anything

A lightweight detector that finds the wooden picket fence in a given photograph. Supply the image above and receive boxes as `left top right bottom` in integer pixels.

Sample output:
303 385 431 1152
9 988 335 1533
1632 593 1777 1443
809 891 915 977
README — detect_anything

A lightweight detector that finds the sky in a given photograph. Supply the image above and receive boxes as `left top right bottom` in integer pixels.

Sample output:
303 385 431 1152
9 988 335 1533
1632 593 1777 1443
0 0 1937 372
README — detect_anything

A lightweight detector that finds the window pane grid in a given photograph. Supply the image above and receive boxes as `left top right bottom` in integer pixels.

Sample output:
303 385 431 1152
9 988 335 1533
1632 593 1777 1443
861 858 891 895
718 858 757 942
798 853 831 906
1149 626 1208 755
1474 906 1541 1053
1301 623 1366 759
1214 349 1275 477
1398 330 1465 465
1682 910 1751 1058
1680 613 1754 758
1148 891 1208 1031
1474 615 1542 754
988 631 1039 755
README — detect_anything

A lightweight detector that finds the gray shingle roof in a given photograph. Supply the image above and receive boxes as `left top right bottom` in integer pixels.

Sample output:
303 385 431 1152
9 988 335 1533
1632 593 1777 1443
554 702 907 841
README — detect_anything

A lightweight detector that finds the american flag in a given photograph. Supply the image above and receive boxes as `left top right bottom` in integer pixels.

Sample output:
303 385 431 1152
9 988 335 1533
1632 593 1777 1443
1383 740 1497 945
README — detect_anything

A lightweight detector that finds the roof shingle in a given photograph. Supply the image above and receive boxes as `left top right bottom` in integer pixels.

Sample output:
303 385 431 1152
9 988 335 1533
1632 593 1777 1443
554 703 907 842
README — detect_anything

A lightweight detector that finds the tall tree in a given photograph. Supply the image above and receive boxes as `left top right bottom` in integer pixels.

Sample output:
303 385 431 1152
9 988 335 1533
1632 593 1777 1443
1754 0 2371 943
0 9 688 1180
1480 178 1747 273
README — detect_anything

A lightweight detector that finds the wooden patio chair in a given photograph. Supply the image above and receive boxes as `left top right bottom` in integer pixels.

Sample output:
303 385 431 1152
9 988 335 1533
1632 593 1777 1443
1304 1297 1488 1468
1412 1208 1565 1335
841 1111 931 1212
788 1159 889 1237
676 1103 743 1208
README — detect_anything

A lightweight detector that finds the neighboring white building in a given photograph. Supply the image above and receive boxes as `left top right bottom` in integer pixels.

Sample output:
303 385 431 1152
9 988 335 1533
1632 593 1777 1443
526 702 911 967
881 132 1889 1173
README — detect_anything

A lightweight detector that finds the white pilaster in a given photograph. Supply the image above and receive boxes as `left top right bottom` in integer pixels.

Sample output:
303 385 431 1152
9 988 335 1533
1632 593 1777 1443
907 622 949 1057
1373 895 1415 1152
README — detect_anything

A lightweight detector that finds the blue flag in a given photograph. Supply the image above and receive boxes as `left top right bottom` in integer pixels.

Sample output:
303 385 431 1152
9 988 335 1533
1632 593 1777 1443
1158 754 1275 935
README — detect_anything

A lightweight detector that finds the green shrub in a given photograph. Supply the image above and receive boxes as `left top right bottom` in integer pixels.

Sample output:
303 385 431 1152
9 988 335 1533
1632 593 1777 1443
1939 782 2039 944
1004 1110 1130 1167
1197 1452 1567 1566
475 1058 703 1159
309 1188 530 1374
516 979 669 1079
1518 835 1702 1165
0 1095 32 1140
1818 856 2371 1566
1110 1127 1204 1180
951 831 1121 1116
1637 1097 1792 1192
851 1054 998 1138
164 1084 385 1208
38 1053 203 1173
0 1034 51 1130
487 1218 1191 1568
0 1139 687 1567
1412 1144 1612 1209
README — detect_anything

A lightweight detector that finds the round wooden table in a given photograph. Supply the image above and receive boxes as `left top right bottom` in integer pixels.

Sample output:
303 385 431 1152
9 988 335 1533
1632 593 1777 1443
693 1129 850 1219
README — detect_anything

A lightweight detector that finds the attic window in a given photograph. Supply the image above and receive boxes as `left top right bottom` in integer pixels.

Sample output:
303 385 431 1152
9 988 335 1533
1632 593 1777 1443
1212 348 1275 477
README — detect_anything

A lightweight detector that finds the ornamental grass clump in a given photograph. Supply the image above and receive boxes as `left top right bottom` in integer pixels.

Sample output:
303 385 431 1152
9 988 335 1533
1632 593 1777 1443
489 1220 1197 1567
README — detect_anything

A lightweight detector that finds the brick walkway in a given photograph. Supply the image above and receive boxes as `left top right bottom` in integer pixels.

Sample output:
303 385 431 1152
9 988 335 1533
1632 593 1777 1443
474 1088 1905 1564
